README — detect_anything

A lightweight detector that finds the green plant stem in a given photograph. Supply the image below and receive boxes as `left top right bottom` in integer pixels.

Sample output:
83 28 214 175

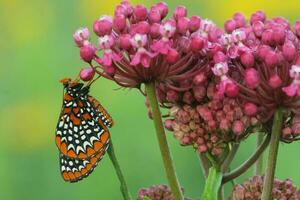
108 141 132 200
145 82 184 200
261 108 284 200
254 133 264 175
199 153 211 178
222 133 271 184
221 143 239 172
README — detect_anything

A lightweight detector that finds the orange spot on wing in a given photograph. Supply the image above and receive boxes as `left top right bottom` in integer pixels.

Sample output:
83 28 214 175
60 143 68 155
87 147 96 157
78 101 84 107
64 107 71 114
64 94 72 101
73 107 80 114
68 172 75 180
94 141 103 152
90 157 97 165
78 152 87 159
86 163 92 171
67 149 76 158
74 171 81 179
70 114 81 126
100 132 109 143
62 172 70 181
83 113 91 120
81 168 88 175
55 136 61 147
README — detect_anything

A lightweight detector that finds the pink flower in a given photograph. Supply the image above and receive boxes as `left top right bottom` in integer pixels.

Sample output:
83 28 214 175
95 35 122 66
73 27 90 47
283 65 300 97
130 34 157 68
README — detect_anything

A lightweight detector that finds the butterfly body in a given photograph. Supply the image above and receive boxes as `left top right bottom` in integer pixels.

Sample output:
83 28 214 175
55 79 113 182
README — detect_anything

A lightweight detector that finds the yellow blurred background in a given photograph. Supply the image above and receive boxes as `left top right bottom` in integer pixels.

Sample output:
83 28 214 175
1 0 300 199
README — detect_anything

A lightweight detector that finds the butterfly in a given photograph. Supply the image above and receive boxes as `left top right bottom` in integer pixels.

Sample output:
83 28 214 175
55 78 113 182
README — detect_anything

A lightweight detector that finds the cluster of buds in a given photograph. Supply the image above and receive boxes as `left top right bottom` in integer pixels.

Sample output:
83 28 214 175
73 1 222 89
137 184 183 200
230 176 300 200
164 81 259 155
216 11 300 141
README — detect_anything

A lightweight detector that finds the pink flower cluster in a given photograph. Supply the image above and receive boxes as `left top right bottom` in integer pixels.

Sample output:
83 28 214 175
137 184 184 200
73 1 221 88
164 82 258 155
230 176 300 200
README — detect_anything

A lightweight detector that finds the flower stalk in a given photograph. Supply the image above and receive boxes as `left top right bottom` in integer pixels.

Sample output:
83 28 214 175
145 82 184 200
261 108 284 200
254 133 264 175
108 140 132 200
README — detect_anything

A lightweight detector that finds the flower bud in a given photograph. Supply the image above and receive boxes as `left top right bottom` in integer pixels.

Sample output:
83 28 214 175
113 14 127 32
292 123 300 135
150 23 160 39
252 21 264 37
189 16 201 32
166 90 179 103
198 144 208 153
80 44 96 62
233 120 244 135
79 67 95 81
213 51 227 63
173 5 187 20
190 36 205 52
166 48 179 64
193 86 206 101
103 65 116 76
224 19 236 33
244 102 257 116
177 17 189 34
93 16 113 36
250 10 266 24
282 127 292 138
244 68 260 89
282 41 297 62
261 29 274 45
134 5 148 21
73 28 89 47
241 52 254 67
273 27 286 45
164 119 174 131
156 2 168 19
264 51 278 67
233 12 246 28
193 73 206 85
119 34 131 50
295 20 300 37
148 10 161 23
226 83 239 97
268 74 282 88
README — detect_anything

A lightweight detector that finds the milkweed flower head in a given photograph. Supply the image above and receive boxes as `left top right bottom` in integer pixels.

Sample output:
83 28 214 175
213 11 300 142
73 0 222 89
137 184 184 200
229 176 300 200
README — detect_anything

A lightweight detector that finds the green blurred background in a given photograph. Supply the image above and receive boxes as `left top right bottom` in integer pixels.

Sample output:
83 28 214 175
1 0 300 199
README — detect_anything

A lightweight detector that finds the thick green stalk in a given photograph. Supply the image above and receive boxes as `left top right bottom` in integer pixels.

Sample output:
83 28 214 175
145 82 184 200
261 108 284 200
108 141 132 200
254 133 264 175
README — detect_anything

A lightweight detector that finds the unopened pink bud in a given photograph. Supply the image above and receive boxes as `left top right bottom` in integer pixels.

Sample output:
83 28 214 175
252 21 265 37
134 5 148 21
282 41 297 62
292 123 300 135
164 119 173 131
132 21 150 34
250 10 266 24
282 127 292 138
220 118 230 131
113 14 127 32
295 21 300 37
173 5 187 20
177 17 189 34
193 73 206 85
213 51 227 63
244 102 257 116
190 36 205 52
166 48 179 64
73 28 89 47
79 67 95 81
103 65 116 76
261 29 274 45
226 83 239 97
198 144 208 153
233 120 244 135
80 44 96 62
148 10 161 23
273 27 286 45
183 91 194 104
233 12 246 28
257 45 272 59
241 52 254 67
224 19 236 33
268 74 282 88
166 90 179 103
264 51 278 67
93 16 113 36
244 68 260 89
119 34 131 50
189 16 201 32
156 2 168 19
150 23 161 39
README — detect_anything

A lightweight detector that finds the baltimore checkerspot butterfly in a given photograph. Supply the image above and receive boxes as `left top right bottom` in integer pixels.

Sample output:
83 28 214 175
55 78 113 182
